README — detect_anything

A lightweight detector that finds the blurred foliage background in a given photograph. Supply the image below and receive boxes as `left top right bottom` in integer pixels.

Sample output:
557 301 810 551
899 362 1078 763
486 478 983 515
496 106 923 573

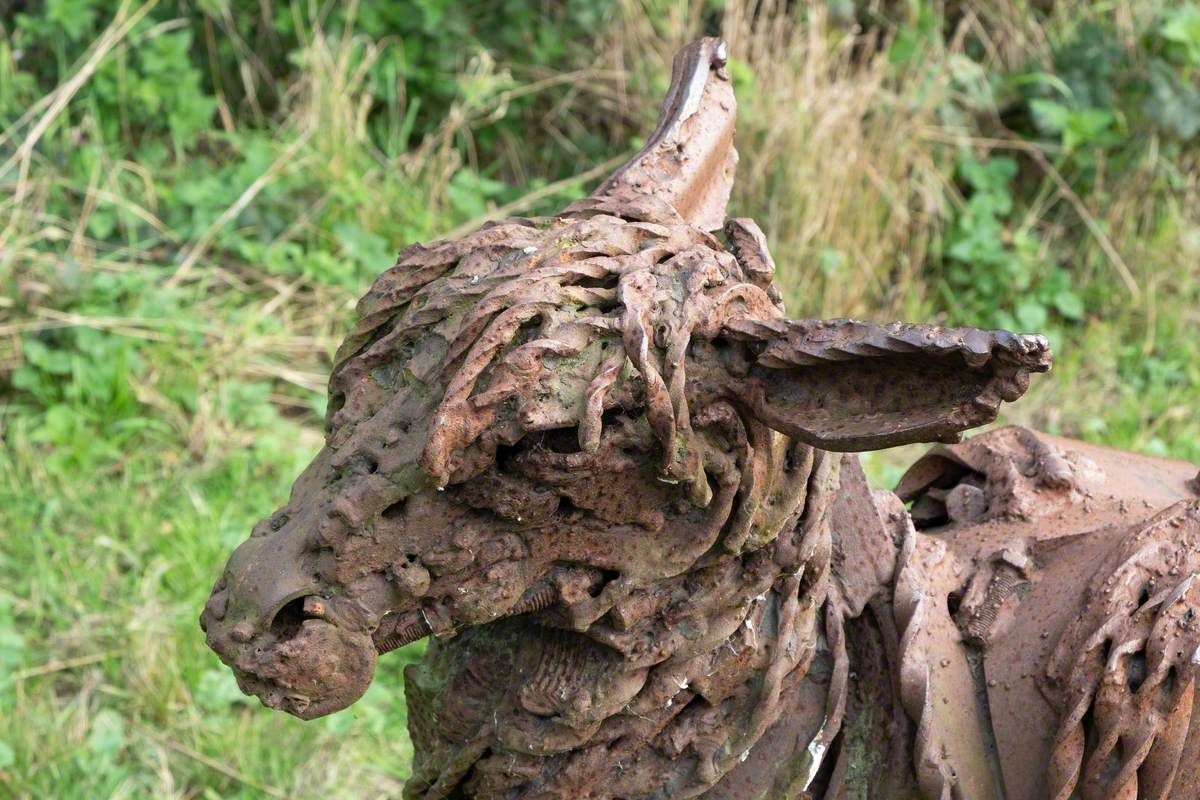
1 0 1198 796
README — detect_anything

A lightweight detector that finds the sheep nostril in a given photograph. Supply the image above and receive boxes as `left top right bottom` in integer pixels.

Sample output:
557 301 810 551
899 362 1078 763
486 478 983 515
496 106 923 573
269 597 309 642
269 596 334 643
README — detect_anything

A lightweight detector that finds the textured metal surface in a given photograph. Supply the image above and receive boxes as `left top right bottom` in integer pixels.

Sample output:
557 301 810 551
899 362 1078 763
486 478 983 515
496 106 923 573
198 36 1196 800
895 428 1200 800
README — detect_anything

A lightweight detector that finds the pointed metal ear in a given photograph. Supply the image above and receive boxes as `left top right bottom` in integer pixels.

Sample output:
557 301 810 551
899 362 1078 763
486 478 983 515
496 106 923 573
720 318 1052 451
593 38 737 231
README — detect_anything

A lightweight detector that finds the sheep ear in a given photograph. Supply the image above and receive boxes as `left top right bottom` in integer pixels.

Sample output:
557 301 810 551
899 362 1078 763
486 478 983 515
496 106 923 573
720 318 1051 451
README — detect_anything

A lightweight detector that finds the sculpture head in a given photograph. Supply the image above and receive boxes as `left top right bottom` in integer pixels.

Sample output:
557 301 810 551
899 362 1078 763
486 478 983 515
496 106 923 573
201 37 1050 740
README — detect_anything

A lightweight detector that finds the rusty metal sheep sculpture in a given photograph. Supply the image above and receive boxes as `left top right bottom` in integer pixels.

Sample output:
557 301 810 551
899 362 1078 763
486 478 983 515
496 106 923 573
201 39 1200 799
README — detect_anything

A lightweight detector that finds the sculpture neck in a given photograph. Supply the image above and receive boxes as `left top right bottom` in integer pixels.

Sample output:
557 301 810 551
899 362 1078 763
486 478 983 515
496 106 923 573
594 38 738 231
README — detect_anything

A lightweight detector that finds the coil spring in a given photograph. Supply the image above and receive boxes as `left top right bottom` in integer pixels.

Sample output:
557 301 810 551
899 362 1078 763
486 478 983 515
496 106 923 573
373 583 560 654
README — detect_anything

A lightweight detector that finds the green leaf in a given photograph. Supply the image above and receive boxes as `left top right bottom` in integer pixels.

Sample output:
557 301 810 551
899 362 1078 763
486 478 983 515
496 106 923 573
32 405 79 447
1054 290 1085 320
87 710 126 761
1015 301 1049 331
45 0 99 40
888 30 919 65
86 207 117 241
447 169 507 220
22 339 72 375
1160 5 1200 66
1144 59 1200 139
726 58 756 96
1030 99 1071 134
334 222 392 273
1063 107 1115 150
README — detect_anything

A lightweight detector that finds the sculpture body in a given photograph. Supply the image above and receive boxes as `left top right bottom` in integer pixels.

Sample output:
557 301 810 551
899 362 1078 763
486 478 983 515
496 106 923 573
200 38 1200 799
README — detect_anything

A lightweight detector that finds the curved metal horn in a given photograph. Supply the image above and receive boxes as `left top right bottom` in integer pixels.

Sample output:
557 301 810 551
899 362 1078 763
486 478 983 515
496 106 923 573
593 38 737 231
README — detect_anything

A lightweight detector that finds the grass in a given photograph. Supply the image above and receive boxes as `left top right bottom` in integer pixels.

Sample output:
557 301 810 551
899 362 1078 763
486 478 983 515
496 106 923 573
1 0 1198 796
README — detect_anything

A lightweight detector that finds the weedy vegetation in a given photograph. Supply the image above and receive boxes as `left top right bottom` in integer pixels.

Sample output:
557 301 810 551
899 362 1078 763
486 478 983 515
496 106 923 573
1 0 1197 796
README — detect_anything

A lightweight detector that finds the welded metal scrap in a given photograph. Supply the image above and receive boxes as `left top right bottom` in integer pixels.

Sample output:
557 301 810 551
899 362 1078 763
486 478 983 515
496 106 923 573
202 36 1200 800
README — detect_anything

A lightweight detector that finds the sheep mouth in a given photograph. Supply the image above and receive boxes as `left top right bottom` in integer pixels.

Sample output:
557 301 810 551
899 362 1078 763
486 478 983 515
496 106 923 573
232 668 321 718
208 609 378 721
213 569 607 720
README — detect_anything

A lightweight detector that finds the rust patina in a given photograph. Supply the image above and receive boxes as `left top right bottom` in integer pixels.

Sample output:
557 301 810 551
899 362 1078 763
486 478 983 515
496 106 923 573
201 38 1200 799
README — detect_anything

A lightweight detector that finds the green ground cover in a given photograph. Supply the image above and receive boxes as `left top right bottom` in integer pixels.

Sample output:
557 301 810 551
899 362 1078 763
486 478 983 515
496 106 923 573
2 1 1197 796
